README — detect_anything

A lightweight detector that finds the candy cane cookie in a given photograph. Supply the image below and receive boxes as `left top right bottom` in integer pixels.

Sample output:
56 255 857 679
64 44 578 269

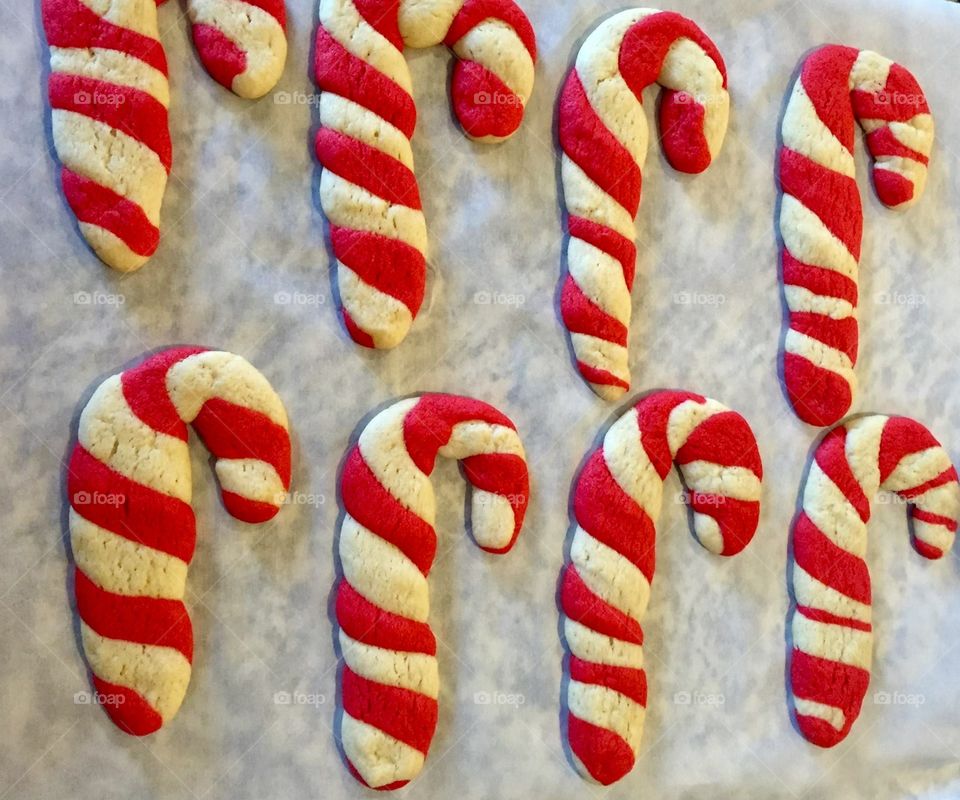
41 0 287 271
779 46 933 426
67 347 291 735
42 0 172 271
314 0 537 348
560 390 762 785
559 10 729 400
789 414 958 747
335 394 529 788
186 0 287 99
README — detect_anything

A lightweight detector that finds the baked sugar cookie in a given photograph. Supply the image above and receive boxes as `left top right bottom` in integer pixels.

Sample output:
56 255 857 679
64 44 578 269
187 0 287 99
41 0 288 270
559 10 729 400
789 414 958 747
42 0 172 271
560 390 762 784
778 46 933 426
335 394 529 788
67 347 291 734
314 0 537 348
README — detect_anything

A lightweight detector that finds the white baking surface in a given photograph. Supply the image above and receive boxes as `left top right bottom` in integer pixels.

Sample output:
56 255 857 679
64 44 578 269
3 0 960 797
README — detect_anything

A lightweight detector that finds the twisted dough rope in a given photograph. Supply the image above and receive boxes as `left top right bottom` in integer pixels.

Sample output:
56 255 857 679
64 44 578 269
41 0 287 271
560 390 762 785
67 347 291 735
789 414 959 748
779 46 933 427
335 394 529 788
559 10 729 401
43 0 172 271
314 0 537 349
186 0 287 99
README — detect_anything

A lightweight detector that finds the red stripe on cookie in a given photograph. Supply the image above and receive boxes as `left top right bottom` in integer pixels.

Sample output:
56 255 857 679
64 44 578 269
342 668 438 754
314 27 416 138
68 447 197 563
49 74 172 170
61 168 160 258
75 568 193 660
337 582 436 655
316 128 421 208
42 0 169 74
341 447 437 574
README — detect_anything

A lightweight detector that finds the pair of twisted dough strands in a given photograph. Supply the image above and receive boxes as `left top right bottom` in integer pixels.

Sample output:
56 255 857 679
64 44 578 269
779 45 933 426
559 9 729 400
68 347 291 734
789 414 959 747
560 390 763 785
42 0 287 270
314 0 537 348
335 394 529 788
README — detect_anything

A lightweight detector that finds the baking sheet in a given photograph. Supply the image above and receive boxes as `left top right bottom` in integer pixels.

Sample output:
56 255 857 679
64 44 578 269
3 0 960 797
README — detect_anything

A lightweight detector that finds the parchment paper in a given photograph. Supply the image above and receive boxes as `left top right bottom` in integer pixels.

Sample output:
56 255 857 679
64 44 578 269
3 1 960 797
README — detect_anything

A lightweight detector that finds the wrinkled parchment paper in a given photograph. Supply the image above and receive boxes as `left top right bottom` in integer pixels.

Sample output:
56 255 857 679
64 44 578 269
3 0 960 797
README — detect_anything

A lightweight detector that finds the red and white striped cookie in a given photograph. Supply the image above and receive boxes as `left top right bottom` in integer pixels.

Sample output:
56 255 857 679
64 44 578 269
67 347 291 735
560 390 762 785
779 46 933 427
41 0 287 270
335 394 529 788
314 0 537 349
559 10 729 400
42 0 172 271
187 0 287 98
789 414 958 747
